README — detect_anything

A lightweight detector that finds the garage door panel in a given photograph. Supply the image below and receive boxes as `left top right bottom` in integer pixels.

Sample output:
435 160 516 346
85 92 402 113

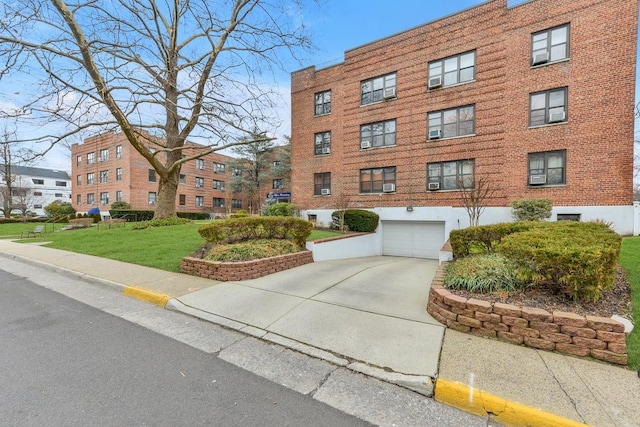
382 221 445 259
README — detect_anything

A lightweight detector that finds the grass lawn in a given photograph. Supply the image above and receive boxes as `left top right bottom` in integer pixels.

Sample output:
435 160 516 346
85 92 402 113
619 237 640 370
0 221 344 273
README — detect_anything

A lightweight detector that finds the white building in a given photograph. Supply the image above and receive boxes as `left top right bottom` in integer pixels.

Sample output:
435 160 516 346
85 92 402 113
0 165 71 217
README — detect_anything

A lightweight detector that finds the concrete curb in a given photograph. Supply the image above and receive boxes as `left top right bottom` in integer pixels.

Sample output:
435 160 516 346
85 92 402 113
123 286 171 307
434 379 589 427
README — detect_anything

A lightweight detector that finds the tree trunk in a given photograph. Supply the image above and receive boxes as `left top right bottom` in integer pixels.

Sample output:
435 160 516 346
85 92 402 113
154 170 180 219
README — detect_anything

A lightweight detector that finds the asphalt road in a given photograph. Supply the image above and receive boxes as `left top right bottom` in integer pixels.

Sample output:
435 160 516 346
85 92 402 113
0 269 370 427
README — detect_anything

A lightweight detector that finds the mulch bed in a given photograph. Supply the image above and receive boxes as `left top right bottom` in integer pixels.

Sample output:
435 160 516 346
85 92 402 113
447 265 633 321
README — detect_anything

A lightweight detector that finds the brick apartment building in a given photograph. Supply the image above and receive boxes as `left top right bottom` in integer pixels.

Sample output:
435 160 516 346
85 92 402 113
291 0 639 259
71 130 290 217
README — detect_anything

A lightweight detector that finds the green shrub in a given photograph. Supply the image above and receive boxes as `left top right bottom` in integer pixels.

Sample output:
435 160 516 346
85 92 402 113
230 209 248 219
449 222 534 258
44 200 76 217
177 212 211 220
511 198 553 222
109 209 155 222
198 216 312 247
266 202 299 217
204 239 300 262
444 253 526 293
132 217 191 230
330 209 379 232
496 221 621 302
110 201 131 210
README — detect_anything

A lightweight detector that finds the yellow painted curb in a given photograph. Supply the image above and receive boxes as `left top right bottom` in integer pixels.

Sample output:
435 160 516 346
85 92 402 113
123 286 171 307
435 379 589 427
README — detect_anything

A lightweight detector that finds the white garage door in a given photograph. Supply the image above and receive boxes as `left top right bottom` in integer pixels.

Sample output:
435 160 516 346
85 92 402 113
382 221 445 259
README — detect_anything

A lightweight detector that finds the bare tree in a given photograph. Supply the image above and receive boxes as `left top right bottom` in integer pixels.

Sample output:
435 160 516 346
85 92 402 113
335 192 351 232
459 175 498 227
0 0 315 218
11 179 37 217
227 132 276 214
0 126 34 218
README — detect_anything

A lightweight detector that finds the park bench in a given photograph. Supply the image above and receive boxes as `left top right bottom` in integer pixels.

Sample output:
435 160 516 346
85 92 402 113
21 225 44 238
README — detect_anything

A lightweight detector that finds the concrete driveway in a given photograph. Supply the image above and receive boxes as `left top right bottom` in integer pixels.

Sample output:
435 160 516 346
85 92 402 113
172 256 445 380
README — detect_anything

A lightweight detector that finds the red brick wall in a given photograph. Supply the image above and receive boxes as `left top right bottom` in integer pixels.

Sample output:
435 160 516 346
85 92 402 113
180 250 314 281
291 0 638 211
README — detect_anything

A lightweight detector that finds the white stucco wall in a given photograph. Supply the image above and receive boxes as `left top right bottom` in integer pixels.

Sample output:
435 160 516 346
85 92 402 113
306 232 381 261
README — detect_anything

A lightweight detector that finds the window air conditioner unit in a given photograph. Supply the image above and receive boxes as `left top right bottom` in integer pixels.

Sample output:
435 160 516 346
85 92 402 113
532 52 549 66
360 140 371 149
383 87 396 99
321 188 331 195
428 129 441 140
382 183 396 193
549 111 566 123
322 147 331 154
529 174 547 185
428 182 440 191
428 76 442 89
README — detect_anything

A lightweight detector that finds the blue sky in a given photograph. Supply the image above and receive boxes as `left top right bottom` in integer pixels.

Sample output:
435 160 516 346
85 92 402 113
3 0 638 171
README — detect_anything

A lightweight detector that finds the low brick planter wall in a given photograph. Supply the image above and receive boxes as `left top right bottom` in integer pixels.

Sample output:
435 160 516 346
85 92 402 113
180 250 314 281
427 264 628 365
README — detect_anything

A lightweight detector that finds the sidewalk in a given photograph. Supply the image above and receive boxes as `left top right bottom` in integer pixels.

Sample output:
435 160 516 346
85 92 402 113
1 239 638 427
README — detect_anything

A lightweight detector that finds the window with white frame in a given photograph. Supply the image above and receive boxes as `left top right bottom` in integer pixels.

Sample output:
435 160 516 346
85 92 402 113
213 163 225 174
116 145 122 159
530 87 567 126
360 167 396 193
55 193 64 198
86 172 95 185
528 150 565 186
273 179 284 189
195 177 204 188
196 158 205 170
532 24 569 66
99 170 108 183
76 155 82 167
213 197 224 208
148 192 156 205
232 199 242 209
100 192 109 205
314 90 331 115
314 173 331 196
87 193 95 205
32 179 44 185
427 159 474 191
195 196 204 207
116 167 122 181
34 191 43 196
99 149 109 162
116 191 122 202
314 131 331 155
428 51 475 88
428 105 475 139
232 168 242 177
361 72 396 105
360 119 396 148
55 181 67 187
76 175 81 186
76 194 81 205
87 152 95 164
179 174 186 184
213 180 225 191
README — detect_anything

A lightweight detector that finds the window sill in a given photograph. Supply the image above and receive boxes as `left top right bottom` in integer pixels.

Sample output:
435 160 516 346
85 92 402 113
530 58 570 69
427 79 476 92
360 97 397 108
527 184 566 189
314 112 331 118
528 121 567 129
426 133 476 142
359 144 397 151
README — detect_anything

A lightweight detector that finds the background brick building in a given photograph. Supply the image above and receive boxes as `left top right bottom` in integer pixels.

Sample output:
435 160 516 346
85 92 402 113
71 131 252 217
291 0 638 258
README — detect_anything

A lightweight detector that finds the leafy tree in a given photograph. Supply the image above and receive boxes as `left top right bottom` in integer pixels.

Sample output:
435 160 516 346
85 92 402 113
110 201 131 210
44 200 76 218
0 0 316 218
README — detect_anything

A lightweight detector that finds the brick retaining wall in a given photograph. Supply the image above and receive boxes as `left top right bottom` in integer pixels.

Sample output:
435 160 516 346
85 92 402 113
427 264 628 365
180 250 314 281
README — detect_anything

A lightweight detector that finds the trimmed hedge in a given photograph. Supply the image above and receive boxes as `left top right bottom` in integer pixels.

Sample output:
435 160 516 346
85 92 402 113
330 209 379 232
449 222 533 257
177 212 211 220
198 216 313 247
109 209 155 222
497 221 621 302
266 202 299 217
